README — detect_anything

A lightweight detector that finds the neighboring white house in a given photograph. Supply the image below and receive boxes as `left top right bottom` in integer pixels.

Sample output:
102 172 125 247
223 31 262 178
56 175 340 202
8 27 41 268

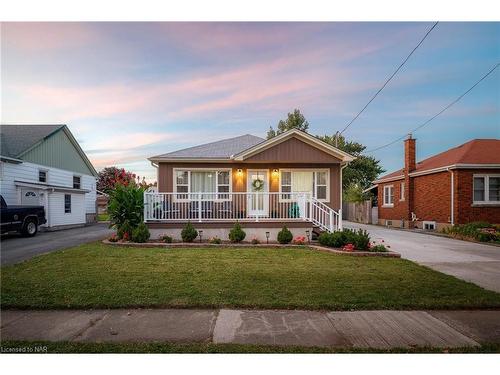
0 124 98 230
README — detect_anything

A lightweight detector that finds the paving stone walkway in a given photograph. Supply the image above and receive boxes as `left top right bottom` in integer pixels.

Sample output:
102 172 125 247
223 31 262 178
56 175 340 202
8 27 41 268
2 308 499 349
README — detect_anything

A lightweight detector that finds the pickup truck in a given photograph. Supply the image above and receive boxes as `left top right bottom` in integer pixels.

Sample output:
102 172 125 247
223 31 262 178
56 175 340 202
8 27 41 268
0 195 47 236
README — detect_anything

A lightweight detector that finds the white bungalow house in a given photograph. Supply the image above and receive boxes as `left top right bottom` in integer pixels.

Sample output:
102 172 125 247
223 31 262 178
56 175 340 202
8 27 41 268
0 124 98 230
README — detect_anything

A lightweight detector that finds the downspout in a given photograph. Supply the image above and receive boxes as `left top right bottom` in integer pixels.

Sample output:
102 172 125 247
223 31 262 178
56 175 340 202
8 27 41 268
447 168 454 226
339 162 349 230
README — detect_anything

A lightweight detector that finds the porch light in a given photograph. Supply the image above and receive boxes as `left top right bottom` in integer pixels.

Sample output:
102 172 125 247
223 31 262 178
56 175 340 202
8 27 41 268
237 168 243 175
305 230 310 243
265 231 270 244
199 230 203 243
272 168 278 174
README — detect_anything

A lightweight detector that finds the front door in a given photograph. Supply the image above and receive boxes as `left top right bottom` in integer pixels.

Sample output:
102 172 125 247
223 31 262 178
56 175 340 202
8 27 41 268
247 170 268 217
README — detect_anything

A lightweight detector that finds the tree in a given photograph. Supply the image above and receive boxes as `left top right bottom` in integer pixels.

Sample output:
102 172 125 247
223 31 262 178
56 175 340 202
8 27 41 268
97 167 136 194
317 134 385 190
267 109 309 139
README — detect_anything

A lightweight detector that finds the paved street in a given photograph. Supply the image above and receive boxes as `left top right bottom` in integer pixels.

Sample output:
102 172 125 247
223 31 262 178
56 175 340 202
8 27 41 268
0 223 113 265
2 308 498 349
344 221 500 293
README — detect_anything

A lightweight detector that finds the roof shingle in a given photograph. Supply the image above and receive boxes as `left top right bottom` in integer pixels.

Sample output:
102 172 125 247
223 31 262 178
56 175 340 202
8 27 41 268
377 139 500 181
150 134 265 159
0 124 65 158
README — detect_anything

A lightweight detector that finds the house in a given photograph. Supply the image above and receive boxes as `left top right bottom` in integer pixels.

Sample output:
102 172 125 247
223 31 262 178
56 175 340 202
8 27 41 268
0 124 98 230
372 135 500 230
145 129 355 241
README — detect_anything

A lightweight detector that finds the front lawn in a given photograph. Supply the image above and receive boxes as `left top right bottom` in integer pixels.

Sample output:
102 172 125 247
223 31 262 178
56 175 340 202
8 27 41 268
2 243 500 310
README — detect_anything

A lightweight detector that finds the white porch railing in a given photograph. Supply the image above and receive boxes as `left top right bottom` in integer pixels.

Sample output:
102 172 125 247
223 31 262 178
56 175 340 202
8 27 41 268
144 192 341 232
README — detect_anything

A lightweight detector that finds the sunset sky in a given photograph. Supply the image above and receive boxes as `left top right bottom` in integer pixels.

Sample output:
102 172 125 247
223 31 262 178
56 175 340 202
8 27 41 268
2 22 499 180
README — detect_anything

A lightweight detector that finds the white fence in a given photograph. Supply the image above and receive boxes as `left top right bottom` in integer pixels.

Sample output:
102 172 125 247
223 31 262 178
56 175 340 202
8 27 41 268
144 192 341 232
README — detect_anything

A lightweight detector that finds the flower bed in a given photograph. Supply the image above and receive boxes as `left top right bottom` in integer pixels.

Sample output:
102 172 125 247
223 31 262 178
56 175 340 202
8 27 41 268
101 239 401 257
443 222 500 245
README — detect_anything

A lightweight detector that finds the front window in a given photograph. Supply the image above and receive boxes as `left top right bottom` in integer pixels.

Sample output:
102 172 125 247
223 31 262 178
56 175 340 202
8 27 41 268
474 175 500 203
174 170 231 200
280 170 329 201
383 185 394 206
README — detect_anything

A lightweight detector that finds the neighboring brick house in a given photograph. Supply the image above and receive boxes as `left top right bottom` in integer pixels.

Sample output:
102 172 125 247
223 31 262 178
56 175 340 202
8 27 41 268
372 136 500 230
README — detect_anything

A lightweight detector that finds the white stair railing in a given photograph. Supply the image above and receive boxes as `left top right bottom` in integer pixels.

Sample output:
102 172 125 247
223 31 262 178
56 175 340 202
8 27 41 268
308 197 341 232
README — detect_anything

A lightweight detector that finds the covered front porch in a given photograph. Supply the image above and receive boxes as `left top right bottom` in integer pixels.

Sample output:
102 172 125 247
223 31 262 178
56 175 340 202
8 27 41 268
144 191 341 232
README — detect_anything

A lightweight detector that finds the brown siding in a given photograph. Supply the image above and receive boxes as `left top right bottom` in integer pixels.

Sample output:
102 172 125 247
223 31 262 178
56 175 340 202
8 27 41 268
244 137 342 163
157 162 341 210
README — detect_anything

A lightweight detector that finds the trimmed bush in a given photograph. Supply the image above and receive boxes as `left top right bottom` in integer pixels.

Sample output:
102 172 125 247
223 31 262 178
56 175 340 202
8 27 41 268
229 222 246 243
318 228 371 250
370 244 388 252
161 235 173 243
277 226 293 244
132 222 150 243
181 222 198 242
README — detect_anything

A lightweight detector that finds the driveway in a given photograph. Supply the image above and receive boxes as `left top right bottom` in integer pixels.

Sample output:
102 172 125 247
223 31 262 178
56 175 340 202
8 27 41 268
1 223 113 266
344 221 500 293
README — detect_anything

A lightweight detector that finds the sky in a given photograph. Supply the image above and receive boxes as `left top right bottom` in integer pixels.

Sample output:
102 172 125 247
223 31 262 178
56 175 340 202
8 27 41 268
1 22 499 180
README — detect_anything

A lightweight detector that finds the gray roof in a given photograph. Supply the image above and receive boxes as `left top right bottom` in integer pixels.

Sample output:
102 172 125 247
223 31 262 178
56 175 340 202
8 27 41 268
151 134 265 159
0 124 65 158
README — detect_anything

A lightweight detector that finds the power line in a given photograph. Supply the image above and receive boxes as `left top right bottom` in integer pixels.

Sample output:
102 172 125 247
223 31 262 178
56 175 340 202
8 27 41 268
364 62 500 154
338 21 439 136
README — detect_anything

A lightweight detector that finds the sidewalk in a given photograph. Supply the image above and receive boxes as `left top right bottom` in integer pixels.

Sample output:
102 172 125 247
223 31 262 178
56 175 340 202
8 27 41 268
2 308 499 349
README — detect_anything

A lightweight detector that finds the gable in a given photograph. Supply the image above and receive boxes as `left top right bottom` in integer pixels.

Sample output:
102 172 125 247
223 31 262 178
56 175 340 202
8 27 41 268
20 128 96 176
244 136 342 163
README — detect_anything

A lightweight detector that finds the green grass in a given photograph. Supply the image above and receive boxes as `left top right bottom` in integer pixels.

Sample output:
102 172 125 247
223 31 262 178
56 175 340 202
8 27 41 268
2 243 500 310
1 340 499 354
97 213 109 221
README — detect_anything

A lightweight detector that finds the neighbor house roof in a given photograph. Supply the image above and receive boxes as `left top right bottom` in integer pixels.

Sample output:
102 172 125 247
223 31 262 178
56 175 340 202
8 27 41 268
374 139 500 183
0 124 98 176
0 124 64 158
149 129 356 163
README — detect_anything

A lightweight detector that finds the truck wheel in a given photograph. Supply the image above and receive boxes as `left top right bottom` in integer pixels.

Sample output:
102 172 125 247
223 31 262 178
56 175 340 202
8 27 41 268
22 218 38 237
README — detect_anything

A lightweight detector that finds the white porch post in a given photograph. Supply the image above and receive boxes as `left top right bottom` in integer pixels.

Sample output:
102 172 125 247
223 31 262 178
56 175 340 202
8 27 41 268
143 192 147 222
198 194 202 223
338 209 343 230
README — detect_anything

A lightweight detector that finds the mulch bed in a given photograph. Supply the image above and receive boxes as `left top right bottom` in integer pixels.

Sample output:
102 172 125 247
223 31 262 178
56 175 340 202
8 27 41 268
101 240 401 257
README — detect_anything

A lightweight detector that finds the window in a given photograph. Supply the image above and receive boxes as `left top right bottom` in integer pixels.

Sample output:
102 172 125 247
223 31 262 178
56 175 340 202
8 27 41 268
423 221 436 231
280 170 329 201
38 170 47 183
315 171 328 200
400 182 405 201
174 170 231 200
73 176 81 189
383 185 394 207
64 194 71 213
473 175 500 204
217 170 230 199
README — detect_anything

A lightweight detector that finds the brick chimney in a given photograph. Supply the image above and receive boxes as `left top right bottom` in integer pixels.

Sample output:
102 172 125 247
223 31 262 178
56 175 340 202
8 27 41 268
404 134 416 172
403 134 415 226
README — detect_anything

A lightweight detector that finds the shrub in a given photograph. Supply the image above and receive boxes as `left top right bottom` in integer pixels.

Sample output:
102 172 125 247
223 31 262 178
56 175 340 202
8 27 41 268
370 244 388 252
108 183 144 235
251 237 260 245
229 222 246 243
277 226 293 244
352 229 370 251
161 235 173 243
117 221 133 240
446 221 498 242
132 222 150 243
181 222 198 242
209 236 222 244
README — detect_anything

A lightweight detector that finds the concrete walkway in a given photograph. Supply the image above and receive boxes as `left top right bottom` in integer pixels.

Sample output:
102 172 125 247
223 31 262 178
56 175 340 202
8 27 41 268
344 221 500 293
2 308 499 349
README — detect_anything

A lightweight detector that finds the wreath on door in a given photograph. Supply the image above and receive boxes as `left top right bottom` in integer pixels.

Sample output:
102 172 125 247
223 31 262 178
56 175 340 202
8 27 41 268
252 178 264 191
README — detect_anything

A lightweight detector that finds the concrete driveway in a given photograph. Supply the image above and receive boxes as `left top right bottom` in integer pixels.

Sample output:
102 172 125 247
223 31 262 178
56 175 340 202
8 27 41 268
1 223 113 266
344 221 500 293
